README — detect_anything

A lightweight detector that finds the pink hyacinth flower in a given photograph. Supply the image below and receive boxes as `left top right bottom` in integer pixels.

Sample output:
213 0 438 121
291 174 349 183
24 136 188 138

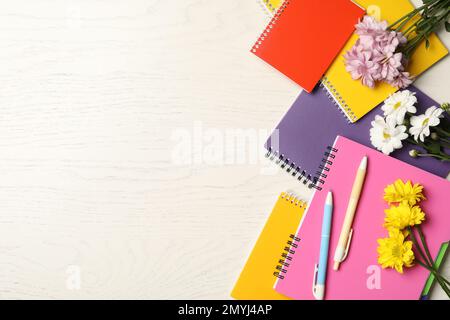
380 52 403 81
371 31 406 81
346 15 410 88
356 16 389 51
388 72 414 88
355 15 388 37
344 47 380 88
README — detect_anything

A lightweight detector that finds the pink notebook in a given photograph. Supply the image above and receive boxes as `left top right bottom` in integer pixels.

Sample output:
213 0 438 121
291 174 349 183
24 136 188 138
275 136 450 300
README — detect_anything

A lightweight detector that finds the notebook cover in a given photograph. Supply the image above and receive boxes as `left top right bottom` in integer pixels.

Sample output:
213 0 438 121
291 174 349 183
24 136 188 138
274 136 450 300
322 0 449 122
264 85 450 181
251 0 364 93
260 0 283 15
231 192 306 300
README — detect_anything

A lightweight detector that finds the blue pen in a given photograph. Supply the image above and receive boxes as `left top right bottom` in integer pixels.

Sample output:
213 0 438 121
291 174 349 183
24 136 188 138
312 191 333 300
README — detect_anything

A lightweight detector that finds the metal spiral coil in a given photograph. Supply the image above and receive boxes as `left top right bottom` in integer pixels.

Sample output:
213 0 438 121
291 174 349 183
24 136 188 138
320 78 356 123
265 148 313 186
280 192 307 207
274 234 301 280
251 0 291 54
310 146 338 191
261 0 277 14
257 0 275 17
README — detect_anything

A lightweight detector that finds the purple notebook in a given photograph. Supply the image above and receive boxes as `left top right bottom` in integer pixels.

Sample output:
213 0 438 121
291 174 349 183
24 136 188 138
265 86 450 185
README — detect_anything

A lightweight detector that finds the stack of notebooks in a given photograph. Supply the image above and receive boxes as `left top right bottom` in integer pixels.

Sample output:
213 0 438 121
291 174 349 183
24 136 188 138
252 0 447 121
232 0 450 300
233 137 450 300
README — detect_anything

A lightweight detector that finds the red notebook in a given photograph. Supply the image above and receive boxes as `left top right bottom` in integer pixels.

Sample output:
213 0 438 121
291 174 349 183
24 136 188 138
251 0 364 92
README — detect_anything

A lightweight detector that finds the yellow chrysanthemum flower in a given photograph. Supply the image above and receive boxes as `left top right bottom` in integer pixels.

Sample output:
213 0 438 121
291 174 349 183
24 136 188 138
383 179 426 206
384 203 425 230
377 229 415 273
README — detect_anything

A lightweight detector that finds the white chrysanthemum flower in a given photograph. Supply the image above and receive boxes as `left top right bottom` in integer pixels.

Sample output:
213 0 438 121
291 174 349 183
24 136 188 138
370 115 408 155
409 106 444 142
381 90 417 124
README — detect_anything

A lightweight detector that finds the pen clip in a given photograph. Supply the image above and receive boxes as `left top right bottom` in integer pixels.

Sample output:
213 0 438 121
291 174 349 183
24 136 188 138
342 228 354 261
312 263 318 294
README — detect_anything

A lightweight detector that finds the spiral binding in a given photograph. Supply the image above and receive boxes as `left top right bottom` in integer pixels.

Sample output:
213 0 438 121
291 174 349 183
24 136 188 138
309 145 339 191
274 234 301 280
257 0 276 16
280 191 306 207
265 148 315 186
320 76 357 123
251 0 291 54
273 192 305 280
262 0 277 14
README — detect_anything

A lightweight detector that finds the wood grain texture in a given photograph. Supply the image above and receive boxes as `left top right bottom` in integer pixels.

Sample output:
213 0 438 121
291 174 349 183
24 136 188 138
0 0 448 299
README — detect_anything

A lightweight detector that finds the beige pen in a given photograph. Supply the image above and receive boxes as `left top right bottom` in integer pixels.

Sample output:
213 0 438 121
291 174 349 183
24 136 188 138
333 156 368 271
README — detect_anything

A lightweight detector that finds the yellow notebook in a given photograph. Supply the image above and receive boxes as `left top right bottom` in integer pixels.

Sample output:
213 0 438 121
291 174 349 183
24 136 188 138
231 192 306 300
259 0 283 15
322 0 448 123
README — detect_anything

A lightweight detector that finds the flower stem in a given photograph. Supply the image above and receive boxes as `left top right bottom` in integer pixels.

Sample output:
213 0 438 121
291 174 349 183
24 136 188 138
388 1 437 30
415 226 450 287
417 225 434 267
434 126 450 137
406 138 450 161
416 259 450 298
410 227 450 297
434 278 450 298
417 153 450 161
408 227 432 267
403 24 417 37
416 259 450 286
394 0 450 57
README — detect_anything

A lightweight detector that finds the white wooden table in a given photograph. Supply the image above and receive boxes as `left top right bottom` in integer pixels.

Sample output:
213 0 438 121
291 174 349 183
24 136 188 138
0 0 448 299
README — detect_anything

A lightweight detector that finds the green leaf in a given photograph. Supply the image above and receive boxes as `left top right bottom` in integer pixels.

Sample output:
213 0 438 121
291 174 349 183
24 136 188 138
446 21 450 32
424 139 442 155
441 117 450 131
